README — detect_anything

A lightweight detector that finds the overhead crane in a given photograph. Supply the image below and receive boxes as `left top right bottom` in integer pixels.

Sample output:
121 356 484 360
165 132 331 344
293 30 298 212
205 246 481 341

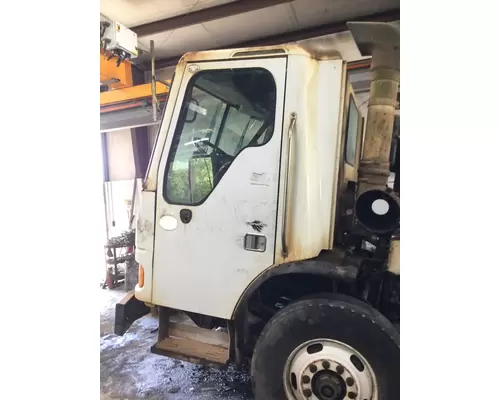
100 17 170 132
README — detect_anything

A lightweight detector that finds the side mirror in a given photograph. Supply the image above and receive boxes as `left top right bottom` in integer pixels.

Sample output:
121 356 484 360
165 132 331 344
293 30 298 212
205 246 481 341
185 99 199 124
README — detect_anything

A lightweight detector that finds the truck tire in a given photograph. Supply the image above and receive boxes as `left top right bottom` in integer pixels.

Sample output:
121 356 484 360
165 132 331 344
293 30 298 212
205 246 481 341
251 296 399 400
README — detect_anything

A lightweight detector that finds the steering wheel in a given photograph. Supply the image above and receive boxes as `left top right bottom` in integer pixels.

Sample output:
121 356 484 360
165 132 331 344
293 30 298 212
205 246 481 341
213 160 232 184
193 138 214 154
193 138 233 160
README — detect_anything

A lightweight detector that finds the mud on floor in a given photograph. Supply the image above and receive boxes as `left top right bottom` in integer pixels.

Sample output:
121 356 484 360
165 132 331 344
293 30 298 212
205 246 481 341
100 289 253 400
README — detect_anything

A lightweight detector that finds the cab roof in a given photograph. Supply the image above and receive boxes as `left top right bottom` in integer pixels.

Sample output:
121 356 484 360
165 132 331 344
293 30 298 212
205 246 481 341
178 44 343 64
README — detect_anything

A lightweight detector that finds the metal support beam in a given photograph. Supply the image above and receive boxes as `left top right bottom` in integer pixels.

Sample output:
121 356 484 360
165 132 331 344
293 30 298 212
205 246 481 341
100 82 169 106
101 132 111 242
151 40 158 122
132 0 293 37
129 68 152 181
101 132 110 182
153 9 400 69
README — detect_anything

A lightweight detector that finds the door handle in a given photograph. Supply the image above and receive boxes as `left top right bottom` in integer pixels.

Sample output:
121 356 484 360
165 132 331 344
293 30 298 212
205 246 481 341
180 209 192 224
282 112 297 258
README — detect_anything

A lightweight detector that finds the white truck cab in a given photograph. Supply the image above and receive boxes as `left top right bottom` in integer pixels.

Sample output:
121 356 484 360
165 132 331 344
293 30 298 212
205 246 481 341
117 21 400 400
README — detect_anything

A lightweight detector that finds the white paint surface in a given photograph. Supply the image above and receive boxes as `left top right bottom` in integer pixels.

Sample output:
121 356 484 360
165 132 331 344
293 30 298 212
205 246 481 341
139 46 358 319
151 57 287 319
134 191 156 304
274 55 345 264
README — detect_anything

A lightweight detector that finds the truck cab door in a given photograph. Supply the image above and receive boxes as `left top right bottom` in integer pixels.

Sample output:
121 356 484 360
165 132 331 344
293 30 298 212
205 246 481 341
152 57 287 319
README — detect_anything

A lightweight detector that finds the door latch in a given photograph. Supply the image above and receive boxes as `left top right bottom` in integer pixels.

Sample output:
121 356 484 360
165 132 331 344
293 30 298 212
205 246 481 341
180 209 192 224
244 234 266 252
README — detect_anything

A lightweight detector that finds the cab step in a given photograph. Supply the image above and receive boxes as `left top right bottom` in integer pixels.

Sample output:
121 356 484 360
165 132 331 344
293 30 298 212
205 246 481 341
151 317 230 367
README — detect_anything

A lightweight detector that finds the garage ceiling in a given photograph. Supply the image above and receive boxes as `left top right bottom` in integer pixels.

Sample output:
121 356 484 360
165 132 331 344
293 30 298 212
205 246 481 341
100 0 399 133
100 0 237 28
101 0 399 63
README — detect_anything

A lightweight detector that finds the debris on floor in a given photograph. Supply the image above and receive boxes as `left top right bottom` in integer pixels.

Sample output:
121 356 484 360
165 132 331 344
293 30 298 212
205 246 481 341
100 289 253 400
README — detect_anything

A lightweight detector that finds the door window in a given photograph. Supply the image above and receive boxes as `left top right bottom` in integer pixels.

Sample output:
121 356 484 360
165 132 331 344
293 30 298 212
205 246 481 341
164 68 277 205
345 95 359 166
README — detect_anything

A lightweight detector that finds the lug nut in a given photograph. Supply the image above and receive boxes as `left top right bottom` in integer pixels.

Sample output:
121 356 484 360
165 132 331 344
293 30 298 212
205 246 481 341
346 377 354 386
336 365 345 374
302 375 310 384
347 392 357 399
309 364 318 373
322 360 330 369
303 388 312 397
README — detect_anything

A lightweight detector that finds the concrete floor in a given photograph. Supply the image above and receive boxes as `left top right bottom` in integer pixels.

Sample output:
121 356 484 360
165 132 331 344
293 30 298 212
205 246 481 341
100 289 254 400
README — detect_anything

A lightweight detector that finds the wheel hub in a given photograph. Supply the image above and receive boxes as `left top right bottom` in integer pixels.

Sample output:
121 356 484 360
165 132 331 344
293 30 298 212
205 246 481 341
312 371 346 400
283 339 378 400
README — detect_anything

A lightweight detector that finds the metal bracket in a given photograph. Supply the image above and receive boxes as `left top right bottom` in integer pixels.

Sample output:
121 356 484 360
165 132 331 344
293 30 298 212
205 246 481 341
114 292 150 335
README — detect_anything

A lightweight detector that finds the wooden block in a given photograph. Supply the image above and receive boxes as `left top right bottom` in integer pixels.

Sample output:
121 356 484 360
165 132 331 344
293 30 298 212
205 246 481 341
169 323 230 348
155 337 229 365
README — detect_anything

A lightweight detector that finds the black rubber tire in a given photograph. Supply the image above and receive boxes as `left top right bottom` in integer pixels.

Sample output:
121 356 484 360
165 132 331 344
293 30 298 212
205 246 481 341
251 296 399 400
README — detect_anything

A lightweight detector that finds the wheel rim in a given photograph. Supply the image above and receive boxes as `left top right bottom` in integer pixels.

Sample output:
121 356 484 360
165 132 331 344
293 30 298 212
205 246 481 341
283 339 378 400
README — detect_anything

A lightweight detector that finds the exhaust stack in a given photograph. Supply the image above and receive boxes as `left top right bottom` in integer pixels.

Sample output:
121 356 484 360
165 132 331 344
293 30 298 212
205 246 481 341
347 22 400 234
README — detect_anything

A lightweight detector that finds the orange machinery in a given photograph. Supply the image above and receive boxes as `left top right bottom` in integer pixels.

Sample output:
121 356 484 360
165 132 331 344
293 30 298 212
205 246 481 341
100 48 170 131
